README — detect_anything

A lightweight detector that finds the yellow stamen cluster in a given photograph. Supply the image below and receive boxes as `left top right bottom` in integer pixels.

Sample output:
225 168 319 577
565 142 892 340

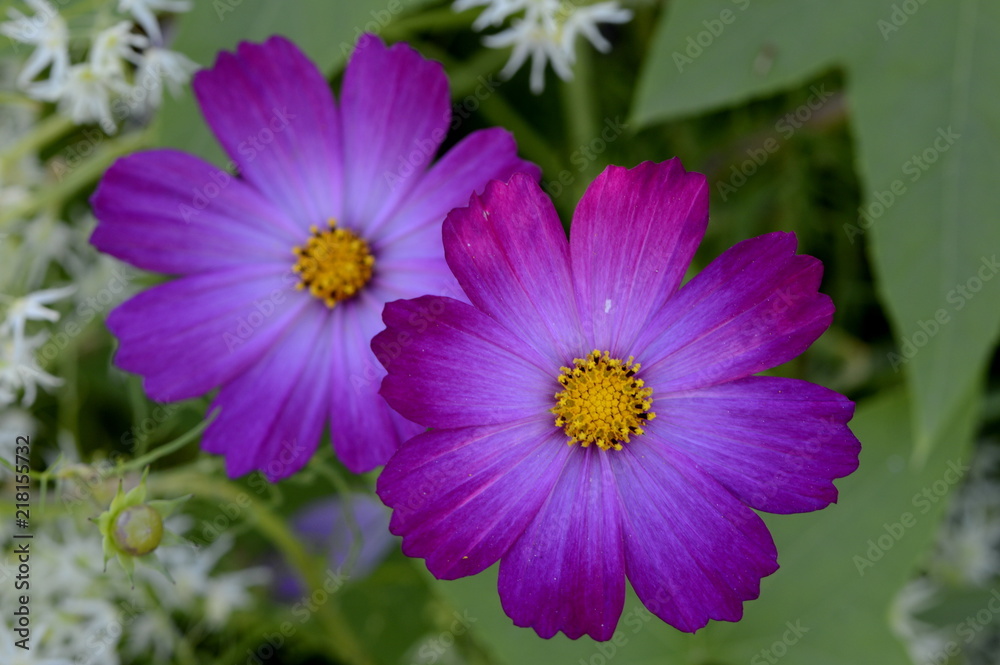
292 219 374 308
551 350 655 451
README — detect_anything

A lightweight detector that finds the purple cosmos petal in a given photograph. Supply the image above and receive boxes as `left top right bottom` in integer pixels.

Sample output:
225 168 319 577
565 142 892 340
653 377 860 514
90 150 298 275
373 128 541 247
193 35 342 229
635 232 833 392
367 128 541 304
442 174 583 363
107 266 307 402
377 420 570 580
610 439 779 633
368 228 463 305
202 305 330 480
375 295 554 429
499 447 625 641
341 34 449 234
570 160 708 353
327 299 423 473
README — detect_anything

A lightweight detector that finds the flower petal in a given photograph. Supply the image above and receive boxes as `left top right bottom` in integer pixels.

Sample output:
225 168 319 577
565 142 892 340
193 35 342 229
377 420 570 580
341 34 449 233
442 174 583 363
327 298 424 473
366 128 540 303
610 439 779 633
499 447 625 641
107 266 307 402
371 128 541 245
202 305 330 480
375 295 553 429
651 377 860 513
90 150 299 275
636 232 833 391
570 160 708 353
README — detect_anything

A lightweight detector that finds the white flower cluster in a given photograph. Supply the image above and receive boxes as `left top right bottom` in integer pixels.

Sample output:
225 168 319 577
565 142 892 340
892 445 1000 665
454 0 632 93
0 285 74 408
0 513 268 664
1 0 197 132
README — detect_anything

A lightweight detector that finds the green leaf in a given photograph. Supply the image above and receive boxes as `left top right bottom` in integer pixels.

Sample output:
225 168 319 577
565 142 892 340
426 387 977 665
340 551 439 665
154 0 433 160
632 0 1000 459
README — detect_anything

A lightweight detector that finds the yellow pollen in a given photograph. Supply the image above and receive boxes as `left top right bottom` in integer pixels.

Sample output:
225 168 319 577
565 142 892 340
291 219 374 308
551 350 656 451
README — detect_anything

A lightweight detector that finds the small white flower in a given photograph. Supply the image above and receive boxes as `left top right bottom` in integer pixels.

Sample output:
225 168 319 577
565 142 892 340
457 0 632 93
90 21 149 79
1 284 75 360
141 530 268 627
454 0 531 29
134 47 198 110
0 0 69 88
0 332 64 407
890 577 953 665
117 0 192 44
485 12 572 94
561 2 633 57
29 63 126 132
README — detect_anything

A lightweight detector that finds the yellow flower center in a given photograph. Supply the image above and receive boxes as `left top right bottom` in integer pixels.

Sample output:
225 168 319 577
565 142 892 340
551 350 656 451
292 219 374 308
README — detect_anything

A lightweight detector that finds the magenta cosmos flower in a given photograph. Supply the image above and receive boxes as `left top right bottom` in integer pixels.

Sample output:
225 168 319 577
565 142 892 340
374 160 861 640
90 34 537 479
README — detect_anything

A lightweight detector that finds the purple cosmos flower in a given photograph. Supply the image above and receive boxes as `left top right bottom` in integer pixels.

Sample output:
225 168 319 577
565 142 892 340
373 159 861 641
90 35 538 479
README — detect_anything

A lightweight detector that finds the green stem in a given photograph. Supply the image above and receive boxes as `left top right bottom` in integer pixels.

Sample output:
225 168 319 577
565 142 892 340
560 45 600 202
150 471 374 665
314 461 364 577
0 113 74 174
0 128 150 227
119 413 214 473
